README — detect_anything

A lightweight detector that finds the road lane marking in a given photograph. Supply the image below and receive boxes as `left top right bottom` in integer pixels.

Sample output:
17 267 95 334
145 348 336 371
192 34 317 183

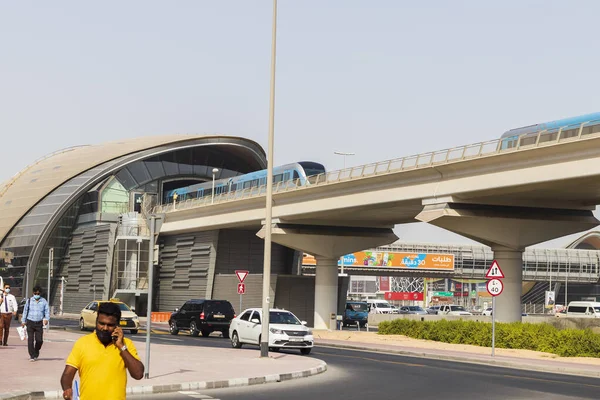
313 351 424 367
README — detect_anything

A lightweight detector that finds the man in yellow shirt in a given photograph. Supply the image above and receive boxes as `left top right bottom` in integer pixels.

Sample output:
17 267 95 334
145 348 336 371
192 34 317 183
60 302 144 400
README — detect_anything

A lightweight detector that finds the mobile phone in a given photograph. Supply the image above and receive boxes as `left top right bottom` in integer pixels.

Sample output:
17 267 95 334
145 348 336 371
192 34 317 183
112 333 118 342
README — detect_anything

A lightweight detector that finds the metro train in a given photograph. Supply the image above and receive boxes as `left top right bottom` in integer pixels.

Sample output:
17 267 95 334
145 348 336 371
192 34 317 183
163 161 326 204
500 112 600 150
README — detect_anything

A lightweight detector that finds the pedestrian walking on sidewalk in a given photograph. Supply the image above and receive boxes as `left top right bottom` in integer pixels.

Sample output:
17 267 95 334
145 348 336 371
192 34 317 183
60 302 144 400
0 283 18 345
21 285 50 361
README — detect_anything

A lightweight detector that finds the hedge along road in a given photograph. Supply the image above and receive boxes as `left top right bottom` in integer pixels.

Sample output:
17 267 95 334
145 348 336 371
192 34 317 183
129 345 600 400
378 318 600 357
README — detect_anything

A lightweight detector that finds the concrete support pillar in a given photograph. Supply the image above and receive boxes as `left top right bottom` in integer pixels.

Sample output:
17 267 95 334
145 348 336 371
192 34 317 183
492 247 523 323
314 256 338 330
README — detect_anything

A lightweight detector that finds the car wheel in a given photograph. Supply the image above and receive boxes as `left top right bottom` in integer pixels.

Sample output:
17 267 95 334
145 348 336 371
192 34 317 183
169 321 179 335
190 321 200 337
79 318 86 331
201 329 211 337
221 330 230 339
130 329 138 334
300 348 312 355
231 331 242 348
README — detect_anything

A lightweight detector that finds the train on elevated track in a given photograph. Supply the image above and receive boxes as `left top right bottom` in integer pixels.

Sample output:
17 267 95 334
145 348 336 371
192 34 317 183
500 111 600 149
163 161 326 204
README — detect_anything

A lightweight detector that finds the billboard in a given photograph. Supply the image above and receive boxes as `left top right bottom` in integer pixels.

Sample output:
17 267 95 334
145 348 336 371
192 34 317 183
385 292 424 301
302 251 454 271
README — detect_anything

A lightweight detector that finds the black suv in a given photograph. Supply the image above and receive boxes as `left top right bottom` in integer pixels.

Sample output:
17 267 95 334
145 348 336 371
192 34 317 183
169 299 235 338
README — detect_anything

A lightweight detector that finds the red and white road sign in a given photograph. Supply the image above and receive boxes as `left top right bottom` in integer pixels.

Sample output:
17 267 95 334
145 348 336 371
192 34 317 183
485 260 505 279
237 283 246 295
235 270 249 283
486 279 504 296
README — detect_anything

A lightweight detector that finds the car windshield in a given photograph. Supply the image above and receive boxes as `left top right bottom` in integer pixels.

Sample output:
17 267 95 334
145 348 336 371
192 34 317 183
450 306 466 311
115 303 131 312
348 303 368 312
594 307 600 313
408 306 424 311
376 303 389 308
269 311 301 325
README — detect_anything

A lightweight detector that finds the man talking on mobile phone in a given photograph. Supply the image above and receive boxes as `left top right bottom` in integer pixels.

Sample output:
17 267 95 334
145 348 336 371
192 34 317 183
60 302 144 400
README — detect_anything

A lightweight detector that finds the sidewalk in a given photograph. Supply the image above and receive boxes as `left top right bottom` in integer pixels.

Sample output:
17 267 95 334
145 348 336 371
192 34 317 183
0 328 326 400
313 330 600 378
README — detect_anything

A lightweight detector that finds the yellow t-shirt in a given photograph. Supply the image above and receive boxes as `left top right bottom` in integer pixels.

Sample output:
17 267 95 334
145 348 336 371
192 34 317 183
66 333 140 400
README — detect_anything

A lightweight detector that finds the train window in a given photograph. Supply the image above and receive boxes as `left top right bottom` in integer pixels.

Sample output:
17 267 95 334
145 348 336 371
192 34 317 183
188 191 197 199
251 179 259 187
259 178 266 185
273 174 283 183
243 180 252 189
198 189 205 198
561 128 579 139
231 183 237 191
293 171 300 180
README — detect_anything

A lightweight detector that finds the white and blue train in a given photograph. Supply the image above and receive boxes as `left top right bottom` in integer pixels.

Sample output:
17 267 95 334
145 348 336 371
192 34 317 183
500 112 600 150
163 161 326 204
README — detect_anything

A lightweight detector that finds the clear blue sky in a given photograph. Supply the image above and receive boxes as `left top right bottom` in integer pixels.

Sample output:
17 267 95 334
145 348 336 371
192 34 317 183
1 1 599 247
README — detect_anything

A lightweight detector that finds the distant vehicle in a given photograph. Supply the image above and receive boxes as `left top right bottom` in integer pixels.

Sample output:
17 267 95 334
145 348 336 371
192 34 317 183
80 299 139 334
426 306 440 315
482 308 528 317
343 301 368 327
169 299 235 337
470 306 483 315
438 305 472 316
400 306 427 315
229 308 313 355
163 162 326 204
367 299 394 314
499 112 600 150
565 301 600 318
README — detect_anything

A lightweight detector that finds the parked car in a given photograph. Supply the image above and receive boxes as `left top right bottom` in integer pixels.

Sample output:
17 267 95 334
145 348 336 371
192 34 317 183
482 307 493 316
229 308 313 355
426 306 440 315
438 305 472 316
80 299 139 333
169 299 235 338
367 299 395 314
343 301 368 327
400 306 427 315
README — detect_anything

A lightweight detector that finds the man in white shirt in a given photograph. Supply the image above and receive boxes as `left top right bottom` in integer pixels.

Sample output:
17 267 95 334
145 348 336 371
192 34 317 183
0 283 18 346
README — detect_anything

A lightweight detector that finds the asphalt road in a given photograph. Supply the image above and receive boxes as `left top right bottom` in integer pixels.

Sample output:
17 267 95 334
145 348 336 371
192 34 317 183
49 318 600 399
128 346 600 400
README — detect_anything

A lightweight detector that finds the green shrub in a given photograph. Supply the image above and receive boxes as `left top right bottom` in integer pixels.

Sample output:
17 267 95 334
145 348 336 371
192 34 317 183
377 319 600 358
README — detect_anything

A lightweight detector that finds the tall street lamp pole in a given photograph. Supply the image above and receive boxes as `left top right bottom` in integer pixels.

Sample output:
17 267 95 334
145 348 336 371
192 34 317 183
334 151 355 170
261 0 277 358
211 168 219 204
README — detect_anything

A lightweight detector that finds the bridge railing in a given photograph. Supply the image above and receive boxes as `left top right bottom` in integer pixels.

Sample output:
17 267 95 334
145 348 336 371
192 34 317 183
153 118 600 214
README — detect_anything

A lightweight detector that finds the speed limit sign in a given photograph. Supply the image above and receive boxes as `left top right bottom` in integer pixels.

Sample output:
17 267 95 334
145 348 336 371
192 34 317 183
486 278 504 296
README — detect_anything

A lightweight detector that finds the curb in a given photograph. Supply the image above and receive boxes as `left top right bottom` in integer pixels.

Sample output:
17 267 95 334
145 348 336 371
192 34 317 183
316 341 600 379
2 363 328 399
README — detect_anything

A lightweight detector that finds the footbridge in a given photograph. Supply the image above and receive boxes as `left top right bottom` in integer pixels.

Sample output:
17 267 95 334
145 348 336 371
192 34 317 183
153 125 600 326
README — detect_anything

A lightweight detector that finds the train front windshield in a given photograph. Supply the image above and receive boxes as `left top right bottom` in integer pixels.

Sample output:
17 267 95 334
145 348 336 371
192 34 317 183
298 162 326 177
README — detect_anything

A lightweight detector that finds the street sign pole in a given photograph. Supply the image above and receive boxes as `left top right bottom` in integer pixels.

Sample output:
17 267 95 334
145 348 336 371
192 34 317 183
239 293 242 316
491 296 496 357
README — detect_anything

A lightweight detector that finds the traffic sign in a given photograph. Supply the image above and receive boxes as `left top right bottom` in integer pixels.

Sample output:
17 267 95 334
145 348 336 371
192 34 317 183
486 279 504 296
485 260 505 279
235 270 249 283
237 283 246 295
432 291 453 297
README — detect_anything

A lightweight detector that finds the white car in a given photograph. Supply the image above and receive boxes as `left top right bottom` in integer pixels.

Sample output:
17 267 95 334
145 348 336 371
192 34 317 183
229 308 314 355
482 307 493 316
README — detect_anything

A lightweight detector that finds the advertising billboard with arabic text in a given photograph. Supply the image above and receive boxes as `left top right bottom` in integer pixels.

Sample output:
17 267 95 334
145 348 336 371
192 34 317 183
303 251 454 271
